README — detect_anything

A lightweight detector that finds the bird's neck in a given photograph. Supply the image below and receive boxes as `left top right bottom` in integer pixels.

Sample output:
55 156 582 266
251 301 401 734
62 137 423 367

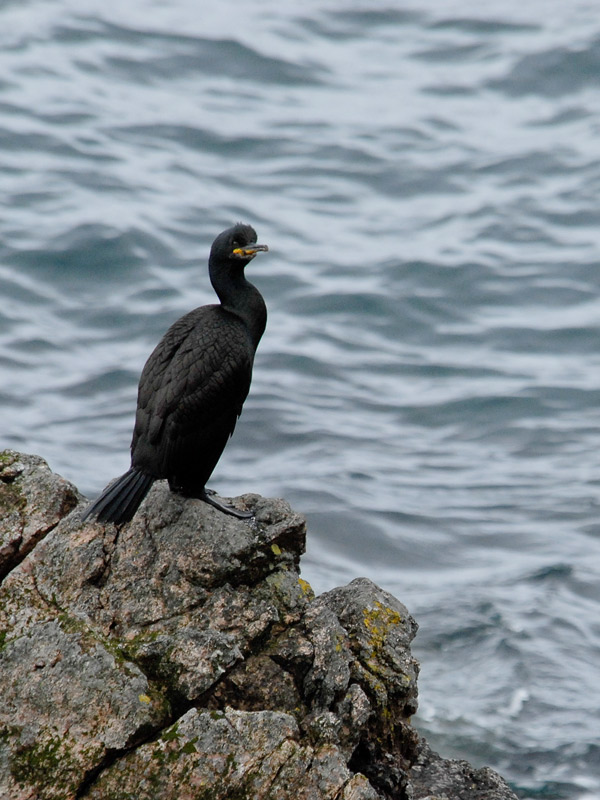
212 271 267 348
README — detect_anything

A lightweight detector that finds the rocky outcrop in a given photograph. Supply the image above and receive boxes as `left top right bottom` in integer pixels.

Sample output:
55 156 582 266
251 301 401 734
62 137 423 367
0 450 518 800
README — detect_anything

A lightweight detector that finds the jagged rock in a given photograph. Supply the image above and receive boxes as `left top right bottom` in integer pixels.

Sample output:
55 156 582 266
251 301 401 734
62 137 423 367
0 450 79 581
86 707 382 800
0 451 518 800
410 738 519 800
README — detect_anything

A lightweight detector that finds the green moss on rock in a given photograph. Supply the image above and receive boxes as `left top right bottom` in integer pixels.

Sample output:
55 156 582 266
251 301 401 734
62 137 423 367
10 729 81 797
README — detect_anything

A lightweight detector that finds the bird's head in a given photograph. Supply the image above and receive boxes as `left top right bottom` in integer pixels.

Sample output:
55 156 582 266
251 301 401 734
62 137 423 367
210 223 269 267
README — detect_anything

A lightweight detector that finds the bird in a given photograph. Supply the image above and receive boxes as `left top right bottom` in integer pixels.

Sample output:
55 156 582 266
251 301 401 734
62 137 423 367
81 223 268 525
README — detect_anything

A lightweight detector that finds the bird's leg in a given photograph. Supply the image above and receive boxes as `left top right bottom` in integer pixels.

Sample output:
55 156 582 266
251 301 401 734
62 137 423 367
199 487 254 519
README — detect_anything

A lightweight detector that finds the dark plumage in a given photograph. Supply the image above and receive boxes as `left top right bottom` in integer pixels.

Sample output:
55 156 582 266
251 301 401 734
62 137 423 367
82 223 268 524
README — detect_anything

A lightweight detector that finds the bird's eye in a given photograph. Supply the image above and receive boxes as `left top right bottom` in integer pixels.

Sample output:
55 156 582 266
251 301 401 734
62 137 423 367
232 240 240 248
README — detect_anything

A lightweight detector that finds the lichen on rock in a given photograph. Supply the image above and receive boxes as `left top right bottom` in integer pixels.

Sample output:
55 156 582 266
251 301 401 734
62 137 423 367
0 451 518 800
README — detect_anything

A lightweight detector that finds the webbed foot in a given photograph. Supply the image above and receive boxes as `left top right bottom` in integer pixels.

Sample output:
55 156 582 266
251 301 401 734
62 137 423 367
200 488 254 519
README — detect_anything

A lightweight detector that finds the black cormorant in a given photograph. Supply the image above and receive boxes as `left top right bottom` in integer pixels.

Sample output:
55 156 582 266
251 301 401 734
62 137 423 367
82 223 268 524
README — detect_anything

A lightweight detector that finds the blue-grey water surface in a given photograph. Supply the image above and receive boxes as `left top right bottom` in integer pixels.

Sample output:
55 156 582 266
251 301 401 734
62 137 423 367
1 2 600 797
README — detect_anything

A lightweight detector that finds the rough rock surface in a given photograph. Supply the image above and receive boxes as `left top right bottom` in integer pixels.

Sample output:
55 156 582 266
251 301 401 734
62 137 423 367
0 451 80 581
0 450 519 800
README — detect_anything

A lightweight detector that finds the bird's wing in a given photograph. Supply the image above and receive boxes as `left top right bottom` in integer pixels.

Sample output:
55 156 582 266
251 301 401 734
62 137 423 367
131 307 253 462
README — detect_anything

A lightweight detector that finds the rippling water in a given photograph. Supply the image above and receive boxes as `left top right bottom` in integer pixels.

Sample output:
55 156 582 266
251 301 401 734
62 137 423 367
2 1 600 797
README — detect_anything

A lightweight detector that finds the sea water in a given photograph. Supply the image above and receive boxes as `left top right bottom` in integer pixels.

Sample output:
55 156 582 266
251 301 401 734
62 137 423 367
1 2 599 797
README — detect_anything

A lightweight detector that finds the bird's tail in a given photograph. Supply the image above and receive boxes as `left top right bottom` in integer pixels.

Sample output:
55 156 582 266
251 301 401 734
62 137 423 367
81 468 154 525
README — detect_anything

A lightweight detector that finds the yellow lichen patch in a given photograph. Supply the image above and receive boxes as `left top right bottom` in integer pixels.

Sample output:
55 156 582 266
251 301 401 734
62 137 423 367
138 694 151 704
362 601 403 653
355 662 389 704
270 543 282 556
298 578 314 598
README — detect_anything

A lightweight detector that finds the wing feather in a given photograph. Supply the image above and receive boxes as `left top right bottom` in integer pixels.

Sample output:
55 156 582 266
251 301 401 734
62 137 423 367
131 306 254 480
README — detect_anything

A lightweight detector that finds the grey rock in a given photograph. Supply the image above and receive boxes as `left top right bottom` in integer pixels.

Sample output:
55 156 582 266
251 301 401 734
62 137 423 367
0 616 169 799
0 451 518 800
0 450 79 580
411 738 518 800
86 707 382 800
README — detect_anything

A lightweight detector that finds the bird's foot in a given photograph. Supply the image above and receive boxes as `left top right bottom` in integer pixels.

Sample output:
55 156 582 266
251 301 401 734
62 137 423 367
200 488 254 519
